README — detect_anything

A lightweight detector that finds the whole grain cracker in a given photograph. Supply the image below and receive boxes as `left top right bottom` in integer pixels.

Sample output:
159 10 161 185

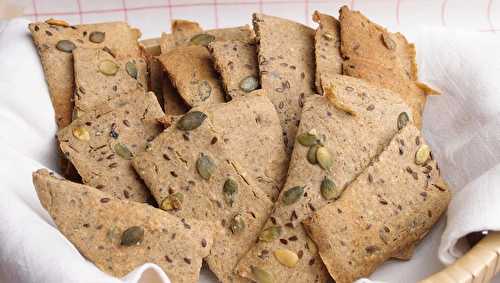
302 125 451 283
252 13 316 153
57 90 163 203
33 169 213 282
132 116 273 283
235 75 412 283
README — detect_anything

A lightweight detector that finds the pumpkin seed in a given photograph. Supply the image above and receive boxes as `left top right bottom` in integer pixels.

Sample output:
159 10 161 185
114 143 133 160
190 33 216 46
229 214 245 234
251 266 273 283
307 145 319 164
89 31 105 43
196 153 215 180
177 111 207 131
160 192 184 211
259 226 282 242
297 132 318 146
274 249 299 267
126 61 138 79
316 146 333 170
321 177 339 200
322 32 334 41
381 33 397 50
397 112 409 130
56 40 76 53
121 226 144 246
223 178 238 206
98 60 119 76
282 186 304 205
239 76 259 92
198 80 212 101
72 126 90 141
45 19 69 27
415 144 431 165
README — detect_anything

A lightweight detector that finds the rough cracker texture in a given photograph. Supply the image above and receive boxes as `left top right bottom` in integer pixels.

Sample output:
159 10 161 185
338 6 427 128
312 11 343 94
132 118 272 283
253 13 316 154
194 93 288 201
57 91 163 203
73 48 147 118
158 46 226 107
208 41 259 99
141 43 164 109
28 21 141 129
303 125 451 283
33 169 213 283
235 75 412 283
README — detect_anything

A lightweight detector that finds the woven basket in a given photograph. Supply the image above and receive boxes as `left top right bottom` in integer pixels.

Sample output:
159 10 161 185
140 37 500 283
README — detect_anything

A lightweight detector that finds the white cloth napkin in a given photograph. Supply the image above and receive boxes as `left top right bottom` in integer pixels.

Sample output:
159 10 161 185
1 18 500 283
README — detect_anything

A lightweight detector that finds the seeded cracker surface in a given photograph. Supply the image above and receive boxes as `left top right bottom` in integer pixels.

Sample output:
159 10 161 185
208 40 259 99
235 75 412 283
72 48 147 118
132 115 273 283
33 169 213 283
303 125 451 283
252 13 316 154
57 91 163 203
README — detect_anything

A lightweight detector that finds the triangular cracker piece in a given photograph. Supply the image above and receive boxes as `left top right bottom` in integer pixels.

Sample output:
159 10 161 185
235 75 412 283
252 13 316 153
312 11 343 94
33 169 213 282
57 91 163 202
208 40 259 99
28 20 141 128
339 6 433 128
73 48 147 118
303 125 451 283
133 113 273 283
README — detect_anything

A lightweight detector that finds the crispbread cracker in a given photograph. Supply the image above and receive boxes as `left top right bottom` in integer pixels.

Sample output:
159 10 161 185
132 115 273 283
235 75 412 283
57 91 163 203
339 6 430 128
303 125 451 283
161 70 190 115
312 11 343 94
28 20 141 128
208 40 259 99
194 93 288 200
33 169 213 282
252 13 316 153
73 48 147 118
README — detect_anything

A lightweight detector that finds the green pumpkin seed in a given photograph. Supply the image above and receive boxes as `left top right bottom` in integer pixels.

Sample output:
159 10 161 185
316 146 332 170
89 31 105 43
282 186 304 205
297 132 318 146
98 60 119 76
121 226 144 246
251 266 273 283
239 76 259 92
198 80 212 101
259 226 282 242
72 126 90 141
56 40 76 53
160 192 184 211
196 153 215 180
397 112 409 130
114 143 133 160
321 177 339 200
177 111 207 131
307 145 319 164
381 33 396 50
190 33 216 46
415 144 431 165
223 178 238 206
125 61 138 79
229 214 245 234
